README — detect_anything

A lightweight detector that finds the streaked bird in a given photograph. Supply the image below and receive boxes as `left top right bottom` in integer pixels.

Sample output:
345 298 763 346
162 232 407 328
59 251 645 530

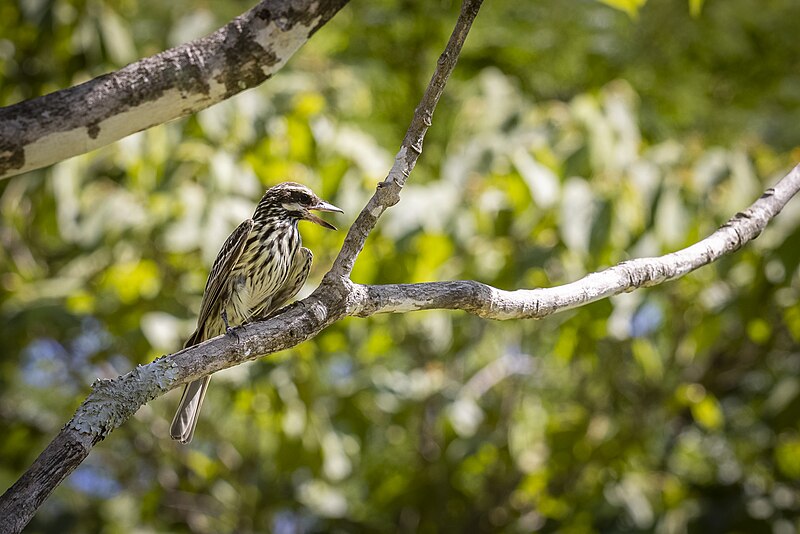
170 182 342 444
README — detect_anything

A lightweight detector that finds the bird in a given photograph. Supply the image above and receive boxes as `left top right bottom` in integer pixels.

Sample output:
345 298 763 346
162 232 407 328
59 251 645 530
170 182 343 444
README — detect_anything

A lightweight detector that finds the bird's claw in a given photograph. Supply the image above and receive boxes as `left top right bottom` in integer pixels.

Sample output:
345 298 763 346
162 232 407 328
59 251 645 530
221 309 241 343
225 324 242 343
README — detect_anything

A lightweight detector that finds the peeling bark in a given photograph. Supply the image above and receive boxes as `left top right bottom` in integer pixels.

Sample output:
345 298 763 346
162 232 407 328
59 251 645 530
0 0 349 179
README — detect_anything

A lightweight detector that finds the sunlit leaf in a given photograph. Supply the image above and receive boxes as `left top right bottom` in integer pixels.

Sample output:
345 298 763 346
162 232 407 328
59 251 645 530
597 0 647 18
689 0 705 17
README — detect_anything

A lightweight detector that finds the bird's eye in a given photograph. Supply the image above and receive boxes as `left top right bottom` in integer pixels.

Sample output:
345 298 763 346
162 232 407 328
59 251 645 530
296 192 312 204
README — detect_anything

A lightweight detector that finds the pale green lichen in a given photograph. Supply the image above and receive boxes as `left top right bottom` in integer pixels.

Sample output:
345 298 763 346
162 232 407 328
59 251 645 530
68 356 181 439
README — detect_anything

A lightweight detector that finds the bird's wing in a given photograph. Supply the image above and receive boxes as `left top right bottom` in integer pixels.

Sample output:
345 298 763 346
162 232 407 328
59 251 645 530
185 218 254 347
258 247 313 319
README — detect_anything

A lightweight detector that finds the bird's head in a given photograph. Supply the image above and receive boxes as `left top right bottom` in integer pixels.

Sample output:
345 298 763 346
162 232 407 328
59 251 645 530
255 182 343 230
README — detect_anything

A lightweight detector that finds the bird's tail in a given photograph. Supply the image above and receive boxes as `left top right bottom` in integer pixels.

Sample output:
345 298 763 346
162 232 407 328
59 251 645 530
170 329 208 444
170 375 211 444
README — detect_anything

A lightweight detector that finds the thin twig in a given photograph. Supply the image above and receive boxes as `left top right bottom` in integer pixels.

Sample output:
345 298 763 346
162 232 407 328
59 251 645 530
327 0 485 279
2 160 797 532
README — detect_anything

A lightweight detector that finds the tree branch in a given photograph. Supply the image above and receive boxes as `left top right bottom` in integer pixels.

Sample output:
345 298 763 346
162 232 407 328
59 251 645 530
0 0 349 180
327 0 485 279
355 167 800 319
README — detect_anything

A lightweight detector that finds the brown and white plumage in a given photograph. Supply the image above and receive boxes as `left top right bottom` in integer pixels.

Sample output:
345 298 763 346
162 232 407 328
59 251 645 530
170 182 341 444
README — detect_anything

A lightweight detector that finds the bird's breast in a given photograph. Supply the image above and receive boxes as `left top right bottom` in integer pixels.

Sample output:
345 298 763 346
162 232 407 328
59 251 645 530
226 223 300 322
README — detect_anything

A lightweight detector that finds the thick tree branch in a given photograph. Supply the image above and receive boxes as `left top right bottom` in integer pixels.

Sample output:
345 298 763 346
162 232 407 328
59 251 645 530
0 0 349 179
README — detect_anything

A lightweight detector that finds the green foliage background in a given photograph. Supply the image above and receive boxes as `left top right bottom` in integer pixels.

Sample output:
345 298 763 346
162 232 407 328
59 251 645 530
2 0 800 532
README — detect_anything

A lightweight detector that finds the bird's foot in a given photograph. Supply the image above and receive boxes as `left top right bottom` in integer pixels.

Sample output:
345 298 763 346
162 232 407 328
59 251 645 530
221 310 241 343
225 324 242 343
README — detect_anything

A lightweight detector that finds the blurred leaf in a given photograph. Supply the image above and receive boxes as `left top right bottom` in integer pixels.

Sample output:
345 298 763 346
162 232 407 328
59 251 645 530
691 394 724 431
597 0 647 18
631 338 663 381
101 260 161 304
746 318 771 345
775 434 800 479
689 0 705 17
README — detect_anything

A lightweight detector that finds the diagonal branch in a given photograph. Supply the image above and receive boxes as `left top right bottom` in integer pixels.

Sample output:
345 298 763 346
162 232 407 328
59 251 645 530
0 0 349 180
327 0 485 279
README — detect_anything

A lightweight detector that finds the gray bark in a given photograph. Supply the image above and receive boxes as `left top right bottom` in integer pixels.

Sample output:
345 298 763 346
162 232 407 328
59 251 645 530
0 0 349 179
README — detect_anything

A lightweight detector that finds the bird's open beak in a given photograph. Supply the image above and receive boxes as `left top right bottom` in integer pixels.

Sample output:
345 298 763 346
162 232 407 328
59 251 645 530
306 200 343 230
